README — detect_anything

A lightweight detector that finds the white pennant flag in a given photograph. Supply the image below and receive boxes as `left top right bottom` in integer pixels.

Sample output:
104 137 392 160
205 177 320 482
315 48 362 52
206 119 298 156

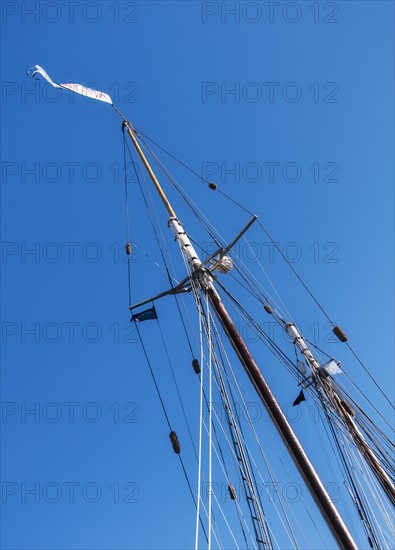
28 65 113 105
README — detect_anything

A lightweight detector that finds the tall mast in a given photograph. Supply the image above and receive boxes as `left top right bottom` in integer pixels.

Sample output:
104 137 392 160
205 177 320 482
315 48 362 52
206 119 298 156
126 122 358 550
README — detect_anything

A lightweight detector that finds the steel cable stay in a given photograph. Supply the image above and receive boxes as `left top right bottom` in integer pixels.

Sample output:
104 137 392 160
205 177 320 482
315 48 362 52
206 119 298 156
200 382 262 550
195 297 205 550
203 423 253 550
199 383 254 548
213 358 275 549
207 292 214 549
203 373 268 549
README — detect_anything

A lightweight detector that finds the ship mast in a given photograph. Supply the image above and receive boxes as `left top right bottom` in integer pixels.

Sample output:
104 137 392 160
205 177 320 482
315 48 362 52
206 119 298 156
125 121 358 550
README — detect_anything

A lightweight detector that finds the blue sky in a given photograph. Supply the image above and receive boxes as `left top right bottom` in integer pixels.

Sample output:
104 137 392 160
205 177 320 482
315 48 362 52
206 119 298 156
1 1 394 549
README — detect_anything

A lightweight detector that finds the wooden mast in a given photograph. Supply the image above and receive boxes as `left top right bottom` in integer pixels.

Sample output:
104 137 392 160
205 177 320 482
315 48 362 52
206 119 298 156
126 123 358 550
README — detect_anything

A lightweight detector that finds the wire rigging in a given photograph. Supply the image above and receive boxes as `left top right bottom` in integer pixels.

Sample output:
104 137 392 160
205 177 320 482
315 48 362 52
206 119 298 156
131 126 393 409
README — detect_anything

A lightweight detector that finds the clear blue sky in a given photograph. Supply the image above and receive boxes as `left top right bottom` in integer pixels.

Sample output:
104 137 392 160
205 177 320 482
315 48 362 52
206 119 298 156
1 1 394 549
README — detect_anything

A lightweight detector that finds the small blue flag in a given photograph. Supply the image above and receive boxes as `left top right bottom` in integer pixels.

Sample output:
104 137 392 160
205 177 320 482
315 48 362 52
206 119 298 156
131 306 158 323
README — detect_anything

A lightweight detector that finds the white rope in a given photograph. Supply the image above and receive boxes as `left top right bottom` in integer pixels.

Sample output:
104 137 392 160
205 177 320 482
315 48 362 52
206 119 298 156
344 433 394 548
193 284 241 550
195 284 205 550
207 292 213 550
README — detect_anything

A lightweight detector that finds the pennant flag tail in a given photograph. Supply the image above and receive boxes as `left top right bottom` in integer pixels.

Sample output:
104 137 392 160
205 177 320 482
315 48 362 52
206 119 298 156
27 65 113 105
131 306 158 323
293 389 306 406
